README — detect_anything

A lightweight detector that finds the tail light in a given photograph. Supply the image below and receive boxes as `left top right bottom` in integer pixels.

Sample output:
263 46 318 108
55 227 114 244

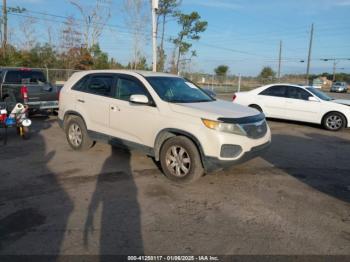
232 94 237 101
20 86 29 103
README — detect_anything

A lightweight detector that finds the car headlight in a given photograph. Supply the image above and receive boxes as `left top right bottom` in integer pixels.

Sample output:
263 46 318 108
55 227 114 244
202 119 247 136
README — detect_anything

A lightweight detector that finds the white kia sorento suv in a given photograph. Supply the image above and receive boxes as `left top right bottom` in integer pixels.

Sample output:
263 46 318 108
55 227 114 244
58 70 271 183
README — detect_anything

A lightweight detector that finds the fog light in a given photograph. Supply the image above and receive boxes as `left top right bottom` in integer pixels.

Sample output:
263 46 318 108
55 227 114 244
220 144 242 158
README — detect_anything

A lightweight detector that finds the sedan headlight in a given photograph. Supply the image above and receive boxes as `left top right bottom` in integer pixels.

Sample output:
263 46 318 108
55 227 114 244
202 119 247 136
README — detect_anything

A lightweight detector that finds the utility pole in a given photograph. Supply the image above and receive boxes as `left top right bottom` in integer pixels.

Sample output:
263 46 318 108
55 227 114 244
277 40 282 81
237 73 241 92
2 0 7 52
332 60 337 82
151 0 158 72
306 23 314 85
321 58 350 82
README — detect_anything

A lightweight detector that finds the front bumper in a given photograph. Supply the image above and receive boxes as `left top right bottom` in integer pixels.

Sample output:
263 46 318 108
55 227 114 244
203 140 271 173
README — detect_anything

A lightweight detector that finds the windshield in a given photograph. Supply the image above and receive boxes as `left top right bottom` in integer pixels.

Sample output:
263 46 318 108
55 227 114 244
306 87 333 101
146 77 214 103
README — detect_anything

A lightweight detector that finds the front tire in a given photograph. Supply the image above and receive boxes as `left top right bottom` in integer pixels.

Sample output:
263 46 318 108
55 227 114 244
160 136 204 184
65 116 94 150
322 112 346 131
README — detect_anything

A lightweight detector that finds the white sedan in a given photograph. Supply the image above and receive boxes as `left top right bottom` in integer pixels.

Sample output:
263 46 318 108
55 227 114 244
233 84 350 131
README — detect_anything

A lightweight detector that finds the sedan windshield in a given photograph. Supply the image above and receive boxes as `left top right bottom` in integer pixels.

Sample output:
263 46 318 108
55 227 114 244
306 87 333 101
146 76 214 103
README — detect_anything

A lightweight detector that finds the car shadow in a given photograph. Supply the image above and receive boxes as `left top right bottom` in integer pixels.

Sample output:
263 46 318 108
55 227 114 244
262 132 350 203
83 146 143 255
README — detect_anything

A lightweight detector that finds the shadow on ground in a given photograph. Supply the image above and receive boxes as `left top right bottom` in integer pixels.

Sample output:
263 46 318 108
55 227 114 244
262 132 350 203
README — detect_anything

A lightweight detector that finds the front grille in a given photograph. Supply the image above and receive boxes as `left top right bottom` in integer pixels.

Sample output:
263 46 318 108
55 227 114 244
241 120 267 139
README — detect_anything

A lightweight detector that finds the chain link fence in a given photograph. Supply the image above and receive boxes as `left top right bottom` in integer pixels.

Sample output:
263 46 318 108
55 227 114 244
1 67 312 93
180 72 308 94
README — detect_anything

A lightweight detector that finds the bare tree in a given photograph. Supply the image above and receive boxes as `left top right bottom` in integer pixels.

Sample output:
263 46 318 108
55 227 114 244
68 0 112 48
60 16 82 51
18 17 37 50
122 0 150 70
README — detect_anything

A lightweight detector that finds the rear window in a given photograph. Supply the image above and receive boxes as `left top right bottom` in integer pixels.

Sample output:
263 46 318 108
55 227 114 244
4 70 47 84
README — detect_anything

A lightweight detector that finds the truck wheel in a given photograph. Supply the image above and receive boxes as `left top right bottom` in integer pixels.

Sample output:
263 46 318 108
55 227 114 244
65 116 94 151
160 136 204 184
322 112 346 131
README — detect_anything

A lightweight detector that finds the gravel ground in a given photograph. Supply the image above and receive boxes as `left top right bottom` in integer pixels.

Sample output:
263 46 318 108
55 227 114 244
0 92 349 255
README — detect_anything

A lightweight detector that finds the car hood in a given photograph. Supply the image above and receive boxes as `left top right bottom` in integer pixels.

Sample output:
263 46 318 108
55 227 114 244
169 99 260 119
332 99 350 106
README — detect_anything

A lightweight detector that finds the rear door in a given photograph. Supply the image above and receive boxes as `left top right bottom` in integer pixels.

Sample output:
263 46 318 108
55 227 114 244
79 74 116 134
257 85 287 118
284 86 321 123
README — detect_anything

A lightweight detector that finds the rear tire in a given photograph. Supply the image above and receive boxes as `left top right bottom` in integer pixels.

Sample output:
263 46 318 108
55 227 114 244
160 136 204 184
65 116 94 151
322 112 346 131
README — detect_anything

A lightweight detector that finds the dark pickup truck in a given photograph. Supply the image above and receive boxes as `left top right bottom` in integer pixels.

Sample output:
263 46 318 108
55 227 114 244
0 68 59 112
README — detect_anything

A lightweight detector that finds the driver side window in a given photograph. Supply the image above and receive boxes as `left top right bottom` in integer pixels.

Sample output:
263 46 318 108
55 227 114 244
286 86 312 100
115 77 149 101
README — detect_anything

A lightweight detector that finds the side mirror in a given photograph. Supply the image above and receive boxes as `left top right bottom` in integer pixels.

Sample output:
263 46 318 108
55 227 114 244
130 94 149 105
308 96 319 102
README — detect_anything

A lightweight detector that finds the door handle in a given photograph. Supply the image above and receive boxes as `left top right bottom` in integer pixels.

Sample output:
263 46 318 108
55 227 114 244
77 99 85 103
110 105 120 111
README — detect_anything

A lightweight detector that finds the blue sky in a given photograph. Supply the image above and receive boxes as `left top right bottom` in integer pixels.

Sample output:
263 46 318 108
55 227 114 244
6 0 350 76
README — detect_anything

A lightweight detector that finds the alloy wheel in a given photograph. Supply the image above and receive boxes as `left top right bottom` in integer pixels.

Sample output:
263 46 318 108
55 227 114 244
326 115 343 130
165 145 191 177
68 123 83 147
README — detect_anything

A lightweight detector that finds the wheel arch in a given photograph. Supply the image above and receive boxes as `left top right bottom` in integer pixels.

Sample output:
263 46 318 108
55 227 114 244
63 110 88 129
154 128 205 166
322 111 348 127
248 104 263 112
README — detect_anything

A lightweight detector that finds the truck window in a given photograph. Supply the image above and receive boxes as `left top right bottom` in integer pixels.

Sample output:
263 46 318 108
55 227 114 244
4 71 47 84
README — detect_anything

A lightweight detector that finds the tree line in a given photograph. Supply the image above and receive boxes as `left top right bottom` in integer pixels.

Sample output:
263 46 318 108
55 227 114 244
0 0 207 73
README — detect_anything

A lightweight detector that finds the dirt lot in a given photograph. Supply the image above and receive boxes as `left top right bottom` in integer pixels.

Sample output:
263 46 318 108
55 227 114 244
0 92 350 255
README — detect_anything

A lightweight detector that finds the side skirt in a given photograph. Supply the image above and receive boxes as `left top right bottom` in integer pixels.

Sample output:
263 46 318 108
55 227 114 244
87 130 155 157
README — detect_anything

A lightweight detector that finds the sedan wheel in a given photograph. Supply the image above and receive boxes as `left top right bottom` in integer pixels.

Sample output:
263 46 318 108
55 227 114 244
323 113 345 131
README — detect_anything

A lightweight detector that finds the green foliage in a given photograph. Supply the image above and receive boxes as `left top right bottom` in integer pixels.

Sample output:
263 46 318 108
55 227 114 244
172 11 207 72
90 44 110 69
157 0 181 72
0 43 125 70
259 66 276 83
127 56 150 71
214 65 229 76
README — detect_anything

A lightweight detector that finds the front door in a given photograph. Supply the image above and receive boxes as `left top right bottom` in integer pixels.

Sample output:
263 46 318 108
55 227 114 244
284 86 321 123
109 75 160 148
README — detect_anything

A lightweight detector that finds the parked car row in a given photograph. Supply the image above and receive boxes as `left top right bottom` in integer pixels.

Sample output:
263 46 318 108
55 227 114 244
3 67 349 184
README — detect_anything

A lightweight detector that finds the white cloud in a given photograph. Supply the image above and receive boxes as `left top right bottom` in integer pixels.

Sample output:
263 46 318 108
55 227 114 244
334 0 350 6
184 0 242 10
